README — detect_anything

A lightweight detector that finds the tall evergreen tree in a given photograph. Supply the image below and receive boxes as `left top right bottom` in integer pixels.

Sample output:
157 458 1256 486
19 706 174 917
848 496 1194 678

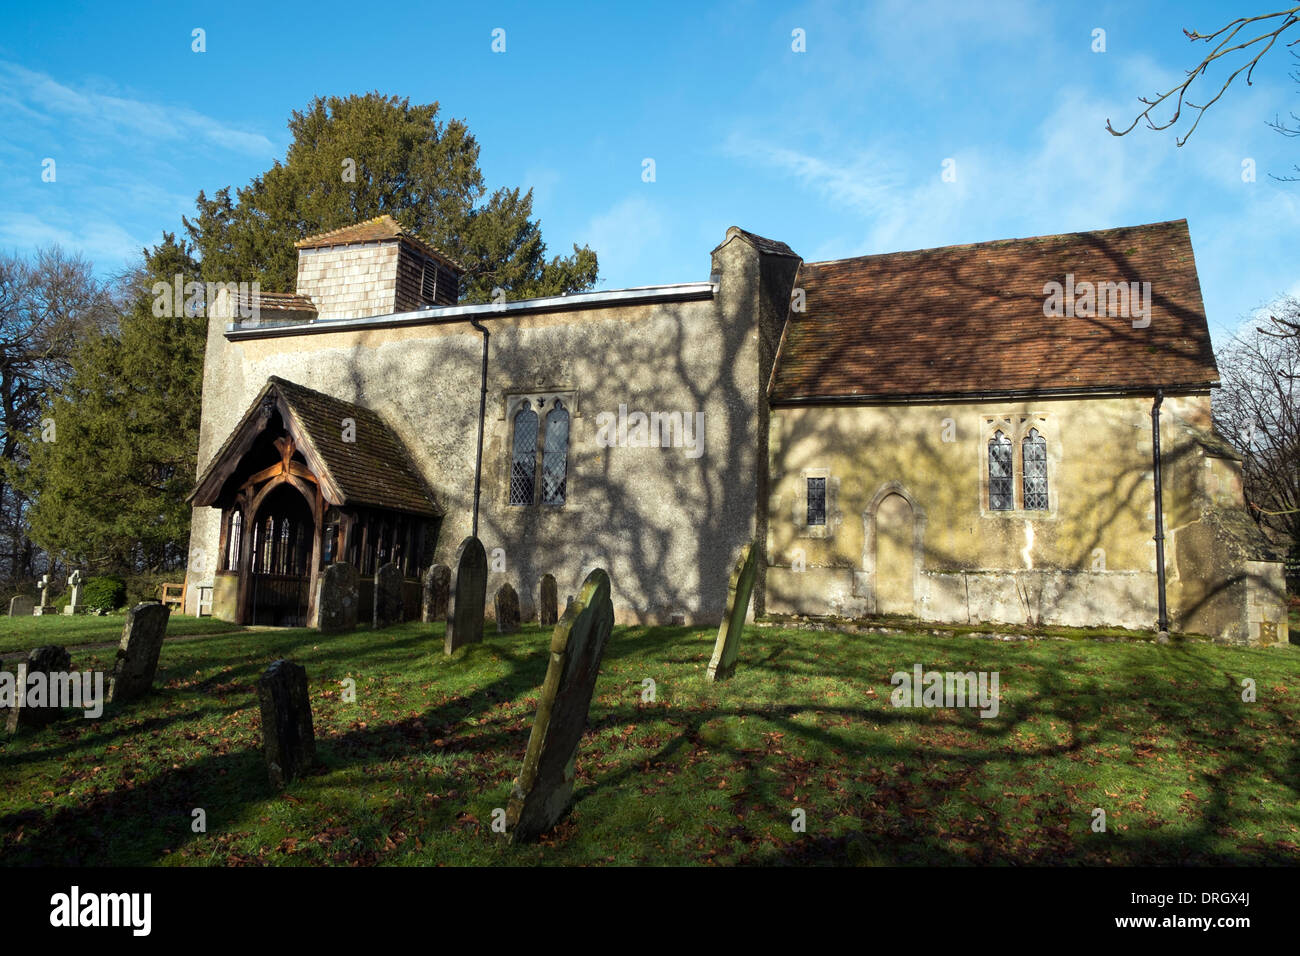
21 235 204 572
184 92 598 301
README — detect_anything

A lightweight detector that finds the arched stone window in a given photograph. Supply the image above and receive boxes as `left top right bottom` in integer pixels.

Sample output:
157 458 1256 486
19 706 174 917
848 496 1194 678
1022 428 1049 510
510 402 539 506
988 431 1013 511
541 400 570 505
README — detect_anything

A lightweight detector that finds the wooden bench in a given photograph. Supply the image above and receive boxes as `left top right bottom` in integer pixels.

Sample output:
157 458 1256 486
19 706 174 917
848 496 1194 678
160 582 185 611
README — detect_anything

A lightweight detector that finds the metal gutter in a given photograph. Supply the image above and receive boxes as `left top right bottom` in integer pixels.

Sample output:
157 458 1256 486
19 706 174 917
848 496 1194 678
770 382 1220 406
225 281 717 340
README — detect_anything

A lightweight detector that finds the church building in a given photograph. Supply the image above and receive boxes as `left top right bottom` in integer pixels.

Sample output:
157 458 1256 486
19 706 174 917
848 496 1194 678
185 215 1289 645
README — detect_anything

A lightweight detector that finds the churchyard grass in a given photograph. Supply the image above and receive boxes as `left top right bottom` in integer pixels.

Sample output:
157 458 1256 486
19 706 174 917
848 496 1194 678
2 621 1298 865
0 614 247 655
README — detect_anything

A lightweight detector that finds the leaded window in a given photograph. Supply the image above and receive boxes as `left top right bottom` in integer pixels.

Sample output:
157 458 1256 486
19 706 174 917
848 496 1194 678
1022 428 1048 510
807 477 827 526
989 431 1013 511
510 403 538 506
542 401 570 505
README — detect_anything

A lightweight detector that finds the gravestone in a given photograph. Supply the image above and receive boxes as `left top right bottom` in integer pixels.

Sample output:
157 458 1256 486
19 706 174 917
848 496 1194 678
706 539 759 682
9 595 34 617
33 574 55 616
422 564 451 623
538 574 558 626
107 603 171 703
495 582 520 634
62 569 87 615
373 562 404 628
317 562 359 633
4 645 73 734
256 659 315 790
506 568 615 843
445 536 487 655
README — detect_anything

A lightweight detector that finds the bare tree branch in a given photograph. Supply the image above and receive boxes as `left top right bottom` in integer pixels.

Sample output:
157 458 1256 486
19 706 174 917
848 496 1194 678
1107 7 1300 146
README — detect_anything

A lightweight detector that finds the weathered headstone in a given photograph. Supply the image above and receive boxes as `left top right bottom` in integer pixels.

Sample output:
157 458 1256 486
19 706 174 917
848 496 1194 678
317 562 359 633
33 574 54 616
538 574 558 626
445 536 487 654
706 540 759 682
4 645 73 734
495 582 521 634
9 595 34 617
256 659 315 790
422 564 451 623
506 568 616 843
373 562 404 628
107 603 171 703
62 569 87 615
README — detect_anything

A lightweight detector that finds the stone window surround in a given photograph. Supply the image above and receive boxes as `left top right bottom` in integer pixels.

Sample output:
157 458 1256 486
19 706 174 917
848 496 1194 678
503 390 579 509
793 466 839 539
979 413 1058 518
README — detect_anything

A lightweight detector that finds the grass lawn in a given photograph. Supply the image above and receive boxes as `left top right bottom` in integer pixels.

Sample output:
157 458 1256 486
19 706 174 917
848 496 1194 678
2 620 1298 866
0 613 247 655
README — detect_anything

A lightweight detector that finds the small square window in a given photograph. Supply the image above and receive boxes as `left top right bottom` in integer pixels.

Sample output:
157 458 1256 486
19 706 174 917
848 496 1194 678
807 477 827 526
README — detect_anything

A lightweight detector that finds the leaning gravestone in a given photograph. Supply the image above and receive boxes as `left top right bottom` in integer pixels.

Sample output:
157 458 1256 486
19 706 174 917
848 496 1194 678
107 603 171 703
422 564 451 623
373 562 404 628
506 568 616 843
9 595 34 617
33 574 55 616
317 562 359 634
538 574 558 627
256 659 315 790
4 644 73 734
706 539 759 682
495 582 521 634
445 536 487 655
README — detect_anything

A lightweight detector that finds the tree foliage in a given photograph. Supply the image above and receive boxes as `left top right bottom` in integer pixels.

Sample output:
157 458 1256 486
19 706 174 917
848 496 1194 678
21 235 205 573
0 247 116 584
183 92 598 302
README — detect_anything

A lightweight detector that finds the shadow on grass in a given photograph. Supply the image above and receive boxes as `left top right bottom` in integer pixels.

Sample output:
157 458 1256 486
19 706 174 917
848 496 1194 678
2 624 1297 865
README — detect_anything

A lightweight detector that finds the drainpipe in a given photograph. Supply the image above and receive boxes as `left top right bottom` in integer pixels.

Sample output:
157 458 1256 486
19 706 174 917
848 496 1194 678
1151 389 1170 640
470 318 489 539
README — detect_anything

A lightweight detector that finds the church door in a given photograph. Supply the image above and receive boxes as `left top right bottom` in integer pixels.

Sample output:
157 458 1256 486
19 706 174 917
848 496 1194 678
248 484 315 626
875 493 915 616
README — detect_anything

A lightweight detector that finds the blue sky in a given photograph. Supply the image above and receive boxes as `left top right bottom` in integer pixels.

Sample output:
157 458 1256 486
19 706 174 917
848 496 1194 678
1 0 1297 344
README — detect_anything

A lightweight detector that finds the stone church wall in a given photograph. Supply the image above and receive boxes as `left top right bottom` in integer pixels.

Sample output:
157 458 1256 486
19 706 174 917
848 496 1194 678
187 232 797 625
765 393 1287 643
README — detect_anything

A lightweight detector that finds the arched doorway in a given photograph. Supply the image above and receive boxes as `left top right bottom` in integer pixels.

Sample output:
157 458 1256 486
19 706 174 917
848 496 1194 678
248 483 315 626
875 493 915 615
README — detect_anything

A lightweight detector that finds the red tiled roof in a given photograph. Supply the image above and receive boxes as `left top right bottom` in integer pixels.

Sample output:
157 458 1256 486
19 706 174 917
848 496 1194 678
770 220 1220 402
295 215 464 273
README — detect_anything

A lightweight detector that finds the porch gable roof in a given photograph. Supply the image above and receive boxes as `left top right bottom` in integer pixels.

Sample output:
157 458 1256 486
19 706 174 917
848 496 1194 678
190 377 441 517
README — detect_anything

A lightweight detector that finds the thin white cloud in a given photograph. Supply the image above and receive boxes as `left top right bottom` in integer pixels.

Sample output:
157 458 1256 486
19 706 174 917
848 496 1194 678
583 195 668 288
0 61 275 157
0 211 148 268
